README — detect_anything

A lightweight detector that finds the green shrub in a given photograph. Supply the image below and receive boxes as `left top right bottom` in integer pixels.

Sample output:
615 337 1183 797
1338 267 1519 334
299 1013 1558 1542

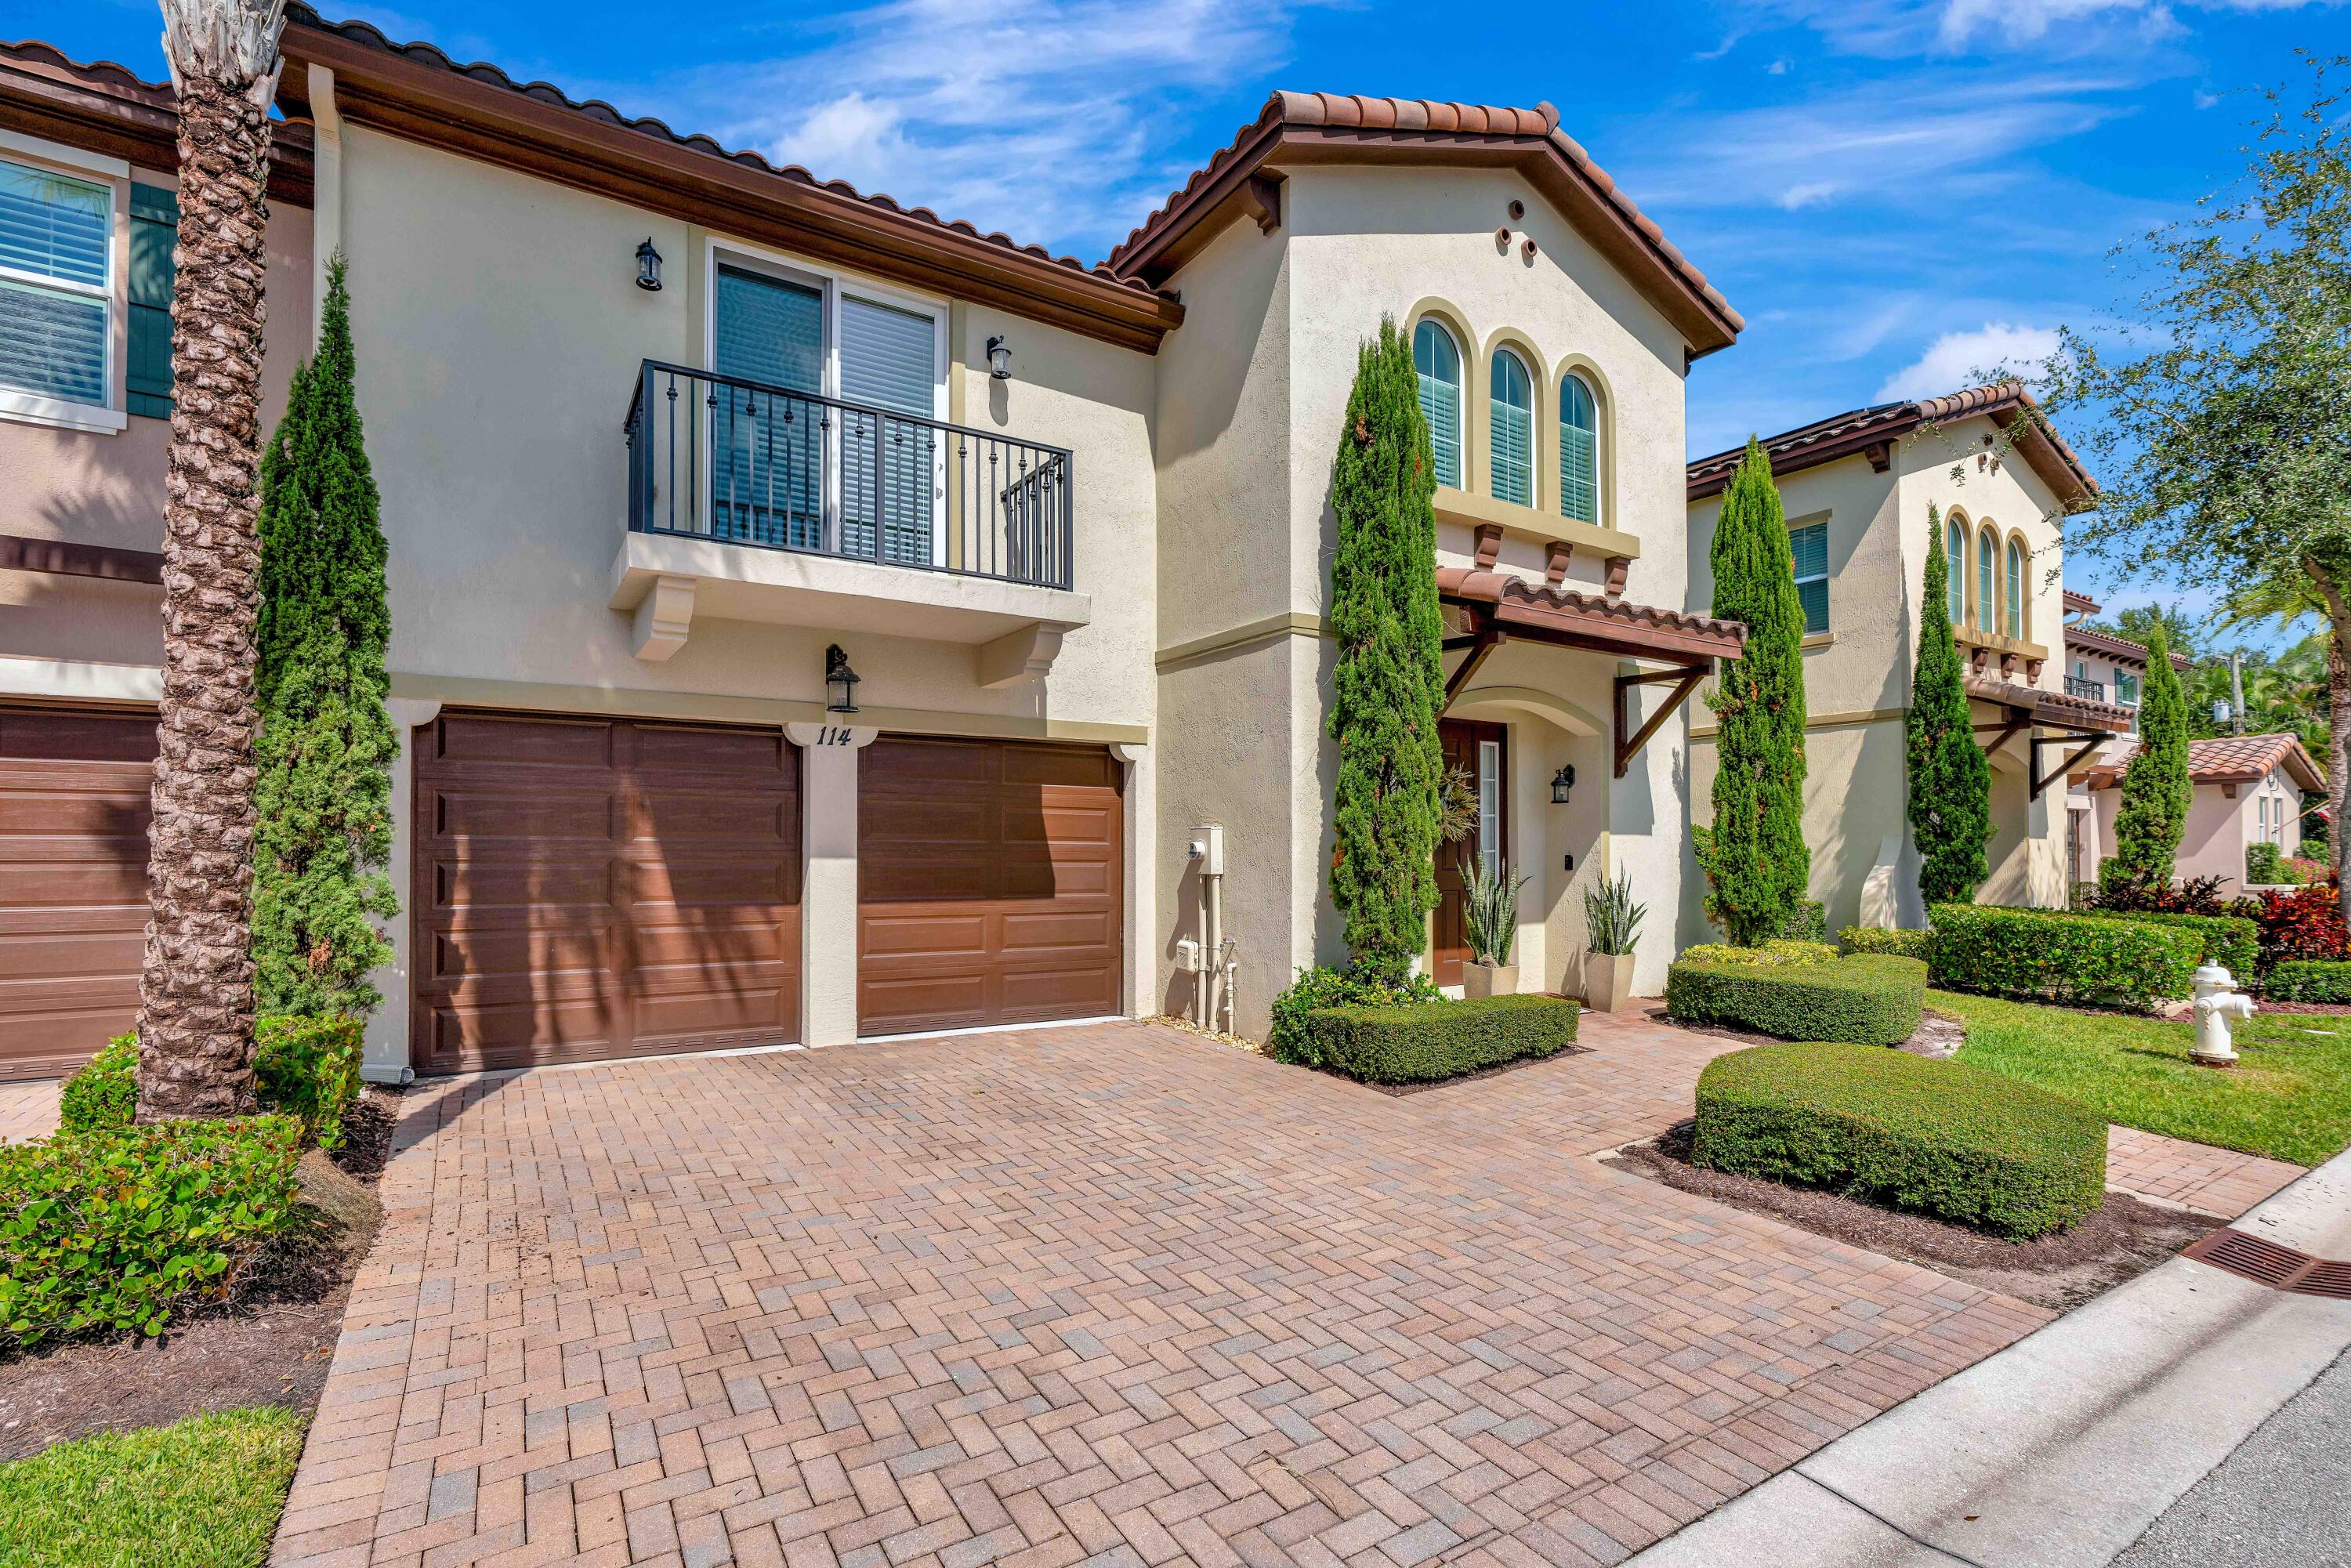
1692 1043 2106 1240
1267 965 1445 1061
1778 900 1829 943
57 1033 136 1134
2264 959 2351 1003
1291 994 1579 1084
1675 940 1838 969
1929 904 2201 1011
2246 841 2297 885
0 1116 304 1344
1840 926 1933 960
1668 954 1925 1046
2079 907 2258 980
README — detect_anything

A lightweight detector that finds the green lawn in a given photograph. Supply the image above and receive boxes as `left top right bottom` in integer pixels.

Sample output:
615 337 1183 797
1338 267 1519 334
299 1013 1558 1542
1933 989 2351 1168
0 1407 306 1568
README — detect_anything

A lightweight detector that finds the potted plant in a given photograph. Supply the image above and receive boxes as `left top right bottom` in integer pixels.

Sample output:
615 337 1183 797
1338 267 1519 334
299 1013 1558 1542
1582 871 1646 1012
1462 856 1531 997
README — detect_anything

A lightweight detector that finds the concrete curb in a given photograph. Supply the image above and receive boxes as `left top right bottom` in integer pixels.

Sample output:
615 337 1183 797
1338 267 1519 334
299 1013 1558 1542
1623 1146 2351 1568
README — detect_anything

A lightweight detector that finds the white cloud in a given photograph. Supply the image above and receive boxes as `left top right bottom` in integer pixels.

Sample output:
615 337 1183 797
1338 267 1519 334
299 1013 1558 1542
1876 321 2061 400
1757 0 2338 57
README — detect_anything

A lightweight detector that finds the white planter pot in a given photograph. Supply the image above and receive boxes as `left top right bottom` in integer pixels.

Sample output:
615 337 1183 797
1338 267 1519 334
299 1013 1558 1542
1463 960 1516 998
1584 952 1638 1013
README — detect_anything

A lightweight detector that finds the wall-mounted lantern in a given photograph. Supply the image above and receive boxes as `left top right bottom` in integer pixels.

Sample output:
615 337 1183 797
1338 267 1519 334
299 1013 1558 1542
635 238 663 292
1550 764 1576 806
824 643 860 713
985 335 1013 380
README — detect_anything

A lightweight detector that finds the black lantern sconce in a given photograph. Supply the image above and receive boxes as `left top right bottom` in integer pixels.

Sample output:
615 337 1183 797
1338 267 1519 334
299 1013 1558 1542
1549 764 1576 806
635 237 663 292
824 643 860 713
985 334 1012 380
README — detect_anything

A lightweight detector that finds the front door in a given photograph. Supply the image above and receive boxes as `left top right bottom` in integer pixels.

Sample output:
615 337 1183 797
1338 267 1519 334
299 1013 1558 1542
1433 719 1507 987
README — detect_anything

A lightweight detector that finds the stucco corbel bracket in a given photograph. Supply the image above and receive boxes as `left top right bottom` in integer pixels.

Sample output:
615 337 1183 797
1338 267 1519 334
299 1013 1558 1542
1603 556 1631 599
1544 541 1572 585
1865 440 1893 473
977 623 1068 689
630 574 696 662
1240 172 1284 235
1473 523 1505 570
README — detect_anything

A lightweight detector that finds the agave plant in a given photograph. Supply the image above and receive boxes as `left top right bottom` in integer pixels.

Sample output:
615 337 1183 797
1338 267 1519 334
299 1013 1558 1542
1463 856 1532 965
1583 871 1646 957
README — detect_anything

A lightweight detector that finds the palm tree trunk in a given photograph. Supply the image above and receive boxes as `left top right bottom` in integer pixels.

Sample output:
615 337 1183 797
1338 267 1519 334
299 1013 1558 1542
136 19 280 1121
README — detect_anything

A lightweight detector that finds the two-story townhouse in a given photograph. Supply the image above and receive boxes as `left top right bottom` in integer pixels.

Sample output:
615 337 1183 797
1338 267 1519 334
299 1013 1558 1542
0 13 1744 1082
1683 385 2128 937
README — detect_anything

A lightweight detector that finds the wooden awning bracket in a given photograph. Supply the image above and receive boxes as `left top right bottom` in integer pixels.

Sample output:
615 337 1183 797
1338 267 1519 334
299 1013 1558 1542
1444 618 1503 704
1613 663 1711 779
1975 708 2031 762
2030 729 2108 799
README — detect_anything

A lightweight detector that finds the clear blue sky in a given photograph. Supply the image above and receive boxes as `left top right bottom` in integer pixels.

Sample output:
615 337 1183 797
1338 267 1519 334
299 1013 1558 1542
10 0 2346 618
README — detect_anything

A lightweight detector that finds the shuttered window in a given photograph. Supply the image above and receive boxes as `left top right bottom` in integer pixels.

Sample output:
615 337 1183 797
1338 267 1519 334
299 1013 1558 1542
2005 537 2025 639
1559 371 1598 524
126 183 176 418
1947 517 1967 624
1977 531 1996 632
1791 522 1828 635
712 265 824 548
1490 349 1532 507
1413 319 1462 489
839 295 938 567
0 158 110 408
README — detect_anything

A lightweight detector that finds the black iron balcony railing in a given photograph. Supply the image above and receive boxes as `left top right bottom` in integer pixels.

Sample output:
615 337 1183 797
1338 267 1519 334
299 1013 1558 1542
624 360 1074 591
2065 675 2107 702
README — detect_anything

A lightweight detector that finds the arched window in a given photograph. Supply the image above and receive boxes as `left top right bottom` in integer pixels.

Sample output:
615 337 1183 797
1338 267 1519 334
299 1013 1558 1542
1412 319 1462 490
1947 516 1967 625
1977 530 1996 632
1490 349 1533 506
1559 371 1599 523
2005 537 2025 639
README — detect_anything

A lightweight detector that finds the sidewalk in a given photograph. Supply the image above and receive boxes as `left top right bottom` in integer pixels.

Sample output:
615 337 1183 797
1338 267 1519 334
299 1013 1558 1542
1623 1148 2351 1568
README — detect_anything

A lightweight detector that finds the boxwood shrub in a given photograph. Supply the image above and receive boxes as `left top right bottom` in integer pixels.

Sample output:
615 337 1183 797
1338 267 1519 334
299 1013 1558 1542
2080 908 2259 980
1778 901 1829 943
1267 965 1446 1060
1674 940 1838 969
56 1016 364 1149
1839 926 1933 961
2264 960 2351 1004
1289 994 1579 1084
1692 1043 2106 1240
1929 904 2201 1011
1666 954 1925 1046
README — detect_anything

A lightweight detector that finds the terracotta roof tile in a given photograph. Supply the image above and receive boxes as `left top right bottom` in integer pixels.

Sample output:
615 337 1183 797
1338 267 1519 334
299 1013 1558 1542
2064 625 2193 672
2085 733 2325 792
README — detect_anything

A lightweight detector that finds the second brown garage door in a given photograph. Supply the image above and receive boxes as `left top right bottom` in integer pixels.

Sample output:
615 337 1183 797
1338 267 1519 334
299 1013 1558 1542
411 711 801 1074
858 737 1122 1036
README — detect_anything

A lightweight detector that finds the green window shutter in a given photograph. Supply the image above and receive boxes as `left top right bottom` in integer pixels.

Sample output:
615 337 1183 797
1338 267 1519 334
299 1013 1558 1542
1791 522 1828 635
1412 320 1461 489
126 183 177 419
1559 375 1597 523
1489 352 1532 507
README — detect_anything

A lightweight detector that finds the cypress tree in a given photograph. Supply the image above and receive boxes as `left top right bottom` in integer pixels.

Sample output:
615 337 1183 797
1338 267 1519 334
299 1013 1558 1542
1328 316 1445 981
2102 618 2193 893
1907 505 1991 905
1700 440 1809 944
252 255 397 1018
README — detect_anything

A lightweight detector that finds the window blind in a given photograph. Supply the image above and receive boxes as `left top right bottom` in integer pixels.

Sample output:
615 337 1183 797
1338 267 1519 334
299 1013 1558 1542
0 160 108 407
1791 522 1828 635
1490 353 1531 508
1413 320 1461 489
1559 374 1597 523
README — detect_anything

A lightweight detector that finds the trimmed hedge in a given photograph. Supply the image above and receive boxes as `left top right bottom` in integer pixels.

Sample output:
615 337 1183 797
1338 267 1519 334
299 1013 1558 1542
1675 940 1838 969
56 1015 364 1149
2264 960 2351 1004
1289 994 1579 1084
1929 904 2201 1012
1840 926 1933 961
0 1116 304 1344
1267 966 1446 1061
2080 907 2259 981
1666 954 1925 1046
1692 1043 2106 1240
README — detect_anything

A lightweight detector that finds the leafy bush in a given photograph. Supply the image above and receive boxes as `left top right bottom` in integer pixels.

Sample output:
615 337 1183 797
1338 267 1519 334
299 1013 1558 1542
1667 954 1925 1046
1692 1043 2106 1240
2080 908 2259 980
1929 904 2201 1011
2241 882 2349 968
1267 965 1444 1061
1840 926 1933 961
2285 855 2329 885
1675 940 1837 969
0 1116 304 1343
1778 900 1829 943
2086 870 2229 916
57 1034 136 1135
1291 994 1579 1084
2263 960 2351 1003
2246 842 2298 885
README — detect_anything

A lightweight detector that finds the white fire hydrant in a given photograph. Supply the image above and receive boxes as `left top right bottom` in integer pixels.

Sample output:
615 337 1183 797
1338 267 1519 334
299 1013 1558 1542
2191 962 2257 1067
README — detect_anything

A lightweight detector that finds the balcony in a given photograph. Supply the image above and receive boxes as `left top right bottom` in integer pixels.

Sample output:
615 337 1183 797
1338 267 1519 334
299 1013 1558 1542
2065 675 2106 703
611 361 1090 683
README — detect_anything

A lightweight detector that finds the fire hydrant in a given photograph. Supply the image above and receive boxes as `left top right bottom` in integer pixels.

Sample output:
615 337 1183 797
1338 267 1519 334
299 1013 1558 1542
2191 963 2257 1068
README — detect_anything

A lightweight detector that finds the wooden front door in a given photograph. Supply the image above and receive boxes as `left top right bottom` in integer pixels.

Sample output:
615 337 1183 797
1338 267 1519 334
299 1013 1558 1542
1433 719 1507 987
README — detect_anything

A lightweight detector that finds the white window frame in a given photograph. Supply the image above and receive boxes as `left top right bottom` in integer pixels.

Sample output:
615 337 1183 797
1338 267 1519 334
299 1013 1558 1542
0 131 129 436
1790 520 1829 635
702 238 949 559
1477 738 1502 871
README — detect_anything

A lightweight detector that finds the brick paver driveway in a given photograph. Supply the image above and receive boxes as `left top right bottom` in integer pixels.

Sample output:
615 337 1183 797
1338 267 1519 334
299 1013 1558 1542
273 1016 2055 1568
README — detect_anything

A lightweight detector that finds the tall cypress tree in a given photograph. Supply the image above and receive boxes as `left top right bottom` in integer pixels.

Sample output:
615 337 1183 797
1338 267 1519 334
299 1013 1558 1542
252 255 397 1017
1907 505 1991 906
1699 440 1809 944
2102 619 2193 893
1328 316 1445 981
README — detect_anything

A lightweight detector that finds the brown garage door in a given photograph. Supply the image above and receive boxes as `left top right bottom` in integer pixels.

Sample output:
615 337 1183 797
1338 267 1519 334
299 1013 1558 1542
858 737 1122 1036
412 711 801 1074
0 704 154 1081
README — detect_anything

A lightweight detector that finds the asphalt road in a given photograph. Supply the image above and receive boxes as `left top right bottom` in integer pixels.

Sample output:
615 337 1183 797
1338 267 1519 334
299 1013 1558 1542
2112 1345 2351 1567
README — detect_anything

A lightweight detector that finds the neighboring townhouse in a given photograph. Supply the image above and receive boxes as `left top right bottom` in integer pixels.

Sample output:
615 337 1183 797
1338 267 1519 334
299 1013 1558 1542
0 12 1744 1081
2077 733 2324 895
1683 385 2126 938
2056 592 2192 883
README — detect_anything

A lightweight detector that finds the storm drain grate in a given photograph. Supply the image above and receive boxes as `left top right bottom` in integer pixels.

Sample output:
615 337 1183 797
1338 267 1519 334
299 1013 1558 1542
2182 1228 2351 1299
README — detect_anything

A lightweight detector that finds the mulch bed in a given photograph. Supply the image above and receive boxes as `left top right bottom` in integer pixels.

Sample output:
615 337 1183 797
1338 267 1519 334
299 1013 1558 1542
2249 1000 2351 1016
1606 1121 2223 1312
0 1085 403 1463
